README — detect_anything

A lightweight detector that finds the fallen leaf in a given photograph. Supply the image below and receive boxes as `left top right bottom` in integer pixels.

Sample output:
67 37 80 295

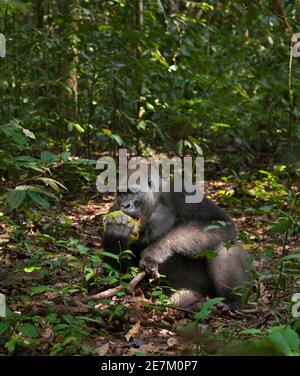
125 321 141 342
96 343 109 356
167 336 178 349
127 343 159 355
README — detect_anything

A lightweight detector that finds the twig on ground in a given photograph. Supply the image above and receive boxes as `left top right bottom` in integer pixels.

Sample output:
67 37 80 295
88 271 146 300
148 302 195 315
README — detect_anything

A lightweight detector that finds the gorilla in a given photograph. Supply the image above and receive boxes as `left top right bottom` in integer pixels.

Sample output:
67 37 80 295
103 166 251 311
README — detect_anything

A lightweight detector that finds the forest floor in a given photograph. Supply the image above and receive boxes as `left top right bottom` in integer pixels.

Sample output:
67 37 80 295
0 177 299 355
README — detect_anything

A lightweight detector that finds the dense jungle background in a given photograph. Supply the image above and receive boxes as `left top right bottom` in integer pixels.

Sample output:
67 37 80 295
0 0 299 356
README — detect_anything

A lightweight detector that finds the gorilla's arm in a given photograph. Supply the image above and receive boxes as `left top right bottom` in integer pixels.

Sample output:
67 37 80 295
138 194 237 274
102 202 132 250
139 220 236 274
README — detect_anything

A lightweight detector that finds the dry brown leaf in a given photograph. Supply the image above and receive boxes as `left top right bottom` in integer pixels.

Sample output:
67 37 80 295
127 343 159 355
167 336 178 349
44 291 59 300
96 343 110 356
129 297 144 311
39 318 54 341
125 321 141 342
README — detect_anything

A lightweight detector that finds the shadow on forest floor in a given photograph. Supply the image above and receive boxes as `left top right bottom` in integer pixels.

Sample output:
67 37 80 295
0 179 298 355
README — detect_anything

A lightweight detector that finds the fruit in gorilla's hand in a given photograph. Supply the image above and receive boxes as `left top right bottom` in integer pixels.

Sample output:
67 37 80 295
103 210 141 245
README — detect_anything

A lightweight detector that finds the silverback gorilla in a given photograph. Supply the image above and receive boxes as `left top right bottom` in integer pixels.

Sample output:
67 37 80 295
103 167 251 310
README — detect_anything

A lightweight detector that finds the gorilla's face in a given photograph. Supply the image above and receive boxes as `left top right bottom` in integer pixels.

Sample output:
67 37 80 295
117 186 159 230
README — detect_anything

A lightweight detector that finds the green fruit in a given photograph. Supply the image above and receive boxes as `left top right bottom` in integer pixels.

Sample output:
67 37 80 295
103 210 141 244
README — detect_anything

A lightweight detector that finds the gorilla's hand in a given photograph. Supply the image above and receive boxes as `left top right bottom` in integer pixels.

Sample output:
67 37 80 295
139 247 160 279
103 210 140 248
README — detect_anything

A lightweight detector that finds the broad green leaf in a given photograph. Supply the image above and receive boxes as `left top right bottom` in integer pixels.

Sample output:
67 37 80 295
100 251 120 261
281 253 300 261
202 297 225 310
268 326 300 356
40 151 59 165
109 134 124 146
0 321 10 335
76 244 89 254
269 218 291 235
14 156 36 162
61 151 71 162
7 189 26 209
27 186 58 200
18 323 38 338
194 297 224 321
28 191 50 209
30 285 52 296
240 328 262 335
4 337 19 353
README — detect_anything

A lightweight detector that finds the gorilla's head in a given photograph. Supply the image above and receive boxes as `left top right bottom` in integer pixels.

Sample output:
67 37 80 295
116 160 172 229
117 182 160 230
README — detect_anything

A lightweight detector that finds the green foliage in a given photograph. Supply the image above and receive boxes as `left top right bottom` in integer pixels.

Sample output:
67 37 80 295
0 1 299 162
194 297 225 321
267 325 299 356
0 0 299 356
219 325 300 356
0 121 68 211
18 323 39 339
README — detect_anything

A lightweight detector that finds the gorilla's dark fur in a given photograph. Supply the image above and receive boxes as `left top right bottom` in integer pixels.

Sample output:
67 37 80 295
103 172 251 310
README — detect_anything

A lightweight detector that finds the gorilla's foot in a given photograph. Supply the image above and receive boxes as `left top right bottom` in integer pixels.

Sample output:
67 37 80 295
170 289 204 311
